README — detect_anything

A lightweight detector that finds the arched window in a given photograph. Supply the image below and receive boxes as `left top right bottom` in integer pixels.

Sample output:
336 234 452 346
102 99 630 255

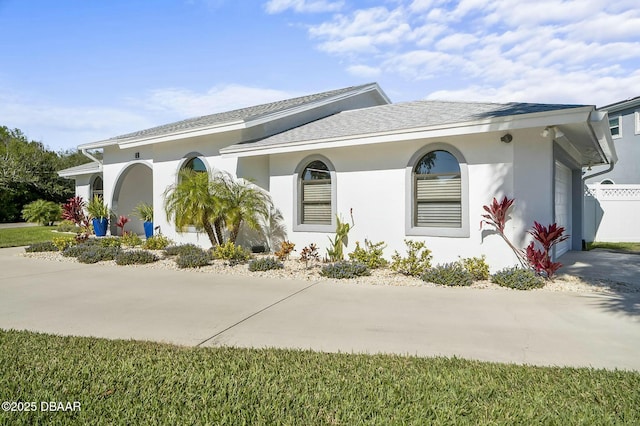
182 157 207 173
413 150 461 228
300 160 332 225
91 176 103 200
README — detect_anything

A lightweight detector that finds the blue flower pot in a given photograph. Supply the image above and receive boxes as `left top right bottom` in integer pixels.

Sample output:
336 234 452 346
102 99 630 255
93 218 109 237
143 221 154 239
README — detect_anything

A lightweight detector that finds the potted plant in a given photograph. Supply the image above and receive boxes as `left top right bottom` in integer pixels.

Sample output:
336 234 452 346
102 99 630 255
133 202 154 238
87 196 110 237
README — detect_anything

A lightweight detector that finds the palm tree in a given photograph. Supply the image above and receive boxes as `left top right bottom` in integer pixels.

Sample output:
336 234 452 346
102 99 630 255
163 169 224 247
211 172 272 244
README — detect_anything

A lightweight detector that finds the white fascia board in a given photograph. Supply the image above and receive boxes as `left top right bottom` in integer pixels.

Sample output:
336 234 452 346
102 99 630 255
57 164 103 178
222 107 594 158
116 121 246 149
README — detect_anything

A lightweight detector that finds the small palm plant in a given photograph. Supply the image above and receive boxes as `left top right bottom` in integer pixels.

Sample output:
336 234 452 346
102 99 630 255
163 169 225 247
21 199 61 226
210 172 272 244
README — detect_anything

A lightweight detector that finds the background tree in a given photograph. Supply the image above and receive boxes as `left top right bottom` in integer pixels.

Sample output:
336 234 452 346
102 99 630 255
0 126 93 222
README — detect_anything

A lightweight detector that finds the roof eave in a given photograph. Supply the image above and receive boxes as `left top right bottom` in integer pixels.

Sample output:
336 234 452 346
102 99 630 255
221 106 594 157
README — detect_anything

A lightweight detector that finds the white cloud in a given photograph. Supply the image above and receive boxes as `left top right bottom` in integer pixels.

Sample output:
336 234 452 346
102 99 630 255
139 84 298 117
296 0 640 105
347 64 381 78
264 0 343 14
309 7 412 53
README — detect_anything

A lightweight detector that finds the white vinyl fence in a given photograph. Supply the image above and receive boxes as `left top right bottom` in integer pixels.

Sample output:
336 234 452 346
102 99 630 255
584 184 640 242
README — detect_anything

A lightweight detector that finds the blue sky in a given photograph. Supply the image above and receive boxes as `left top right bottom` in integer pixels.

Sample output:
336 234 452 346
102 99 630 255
1 0 638 152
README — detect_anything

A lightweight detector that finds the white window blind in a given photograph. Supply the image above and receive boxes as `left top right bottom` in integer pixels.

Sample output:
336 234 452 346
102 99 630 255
302 180 331 224
415 176 461 227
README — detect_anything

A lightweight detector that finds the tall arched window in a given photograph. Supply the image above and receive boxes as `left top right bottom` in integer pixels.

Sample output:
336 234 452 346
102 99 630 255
413 150 461 228
300 160 332 225
91 176 103 200
183 157 207 173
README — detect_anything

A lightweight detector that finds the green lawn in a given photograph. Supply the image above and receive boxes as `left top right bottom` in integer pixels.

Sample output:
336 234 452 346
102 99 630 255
587 241 640 254
0 226 59 248
1 330 638 425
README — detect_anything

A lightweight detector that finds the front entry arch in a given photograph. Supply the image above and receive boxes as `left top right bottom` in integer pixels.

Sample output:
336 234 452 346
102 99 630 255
111 161 153 236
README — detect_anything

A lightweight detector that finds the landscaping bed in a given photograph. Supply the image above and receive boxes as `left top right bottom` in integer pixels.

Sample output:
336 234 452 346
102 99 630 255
21 246 638 295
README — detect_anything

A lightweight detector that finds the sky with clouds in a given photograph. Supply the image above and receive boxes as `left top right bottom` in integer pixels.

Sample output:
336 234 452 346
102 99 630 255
1 0 638 152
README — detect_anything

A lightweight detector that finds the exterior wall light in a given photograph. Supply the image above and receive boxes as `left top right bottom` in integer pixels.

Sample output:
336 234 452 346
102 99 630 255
500 133 513 143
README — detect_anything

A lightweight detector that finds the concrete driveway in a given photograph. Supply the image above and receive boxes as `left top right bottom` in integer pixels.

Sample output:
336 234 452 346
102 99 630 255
1 247 639 371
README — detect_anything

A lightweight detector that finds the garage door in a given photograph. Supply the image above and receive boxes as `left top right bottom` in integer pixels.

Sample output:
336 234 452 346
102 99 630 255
554 161 572 257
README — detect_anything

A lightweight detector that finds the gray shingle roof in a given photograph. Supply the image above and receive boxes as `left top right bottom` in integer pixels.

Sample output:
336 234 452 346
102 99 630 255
221 100 587 153
58 161 101 177
92 83 380 145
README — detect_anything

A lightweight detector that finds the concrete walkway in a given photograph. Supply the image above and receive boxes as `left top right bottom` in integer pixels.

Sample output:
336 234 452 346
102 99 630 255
1 247 639 371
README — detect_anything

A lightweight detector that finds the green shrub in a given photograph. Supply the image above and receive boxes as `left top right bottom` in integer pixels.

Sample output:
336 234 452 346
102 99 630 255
142 235 172 250
491 267 545 290
164 244 202 257
348 239 388 269
211 241 251 264
458 256 490 281
52 236 77 251
320 261 370 279
98 237 121 248
24 241 58 253
248 257 284 272
390 240 432 277
115 250 158 265
77 246 120 264
175 250 211 268
422 263 473 287
55 220 77 233
21 199 61 226
121 232 143 248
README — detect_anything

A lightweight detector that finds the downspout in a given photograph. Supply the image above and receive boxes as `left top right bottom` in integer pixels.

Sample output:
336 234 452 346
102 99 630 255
81 148 102 165
582 109 616 182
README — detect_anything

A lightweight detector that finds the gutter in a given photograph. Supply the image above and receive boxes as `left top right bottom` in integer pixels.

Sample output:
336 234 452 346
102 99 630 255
582 163 614 182
582 110 617 182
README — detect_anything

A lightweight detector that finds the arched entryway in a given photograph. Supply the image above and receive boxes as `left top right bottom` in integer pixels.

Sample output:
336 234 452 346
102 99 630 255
111 162 153 236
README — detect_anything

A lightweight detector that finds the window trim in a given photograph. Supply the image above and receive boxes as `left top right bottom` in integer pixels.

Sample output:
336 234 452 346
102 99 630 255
177 152 210 179
91 175 104 200
293 155 336 233
609 116 621 139
635 111 640 135
405 143 469 237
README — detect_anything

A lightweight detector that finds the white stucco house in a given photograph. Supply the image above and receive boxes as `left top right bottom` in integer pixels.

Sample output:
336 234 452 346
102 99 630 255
583 96 640 242
58 83 616 270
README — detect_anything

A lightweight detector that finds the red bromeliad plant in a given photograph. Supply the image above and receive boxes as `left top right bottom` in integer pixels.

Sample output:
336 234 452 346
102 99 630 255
61 196 92 242
116 215 130 236
62 196 89 227
480 196 528 267
525 222 569 279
